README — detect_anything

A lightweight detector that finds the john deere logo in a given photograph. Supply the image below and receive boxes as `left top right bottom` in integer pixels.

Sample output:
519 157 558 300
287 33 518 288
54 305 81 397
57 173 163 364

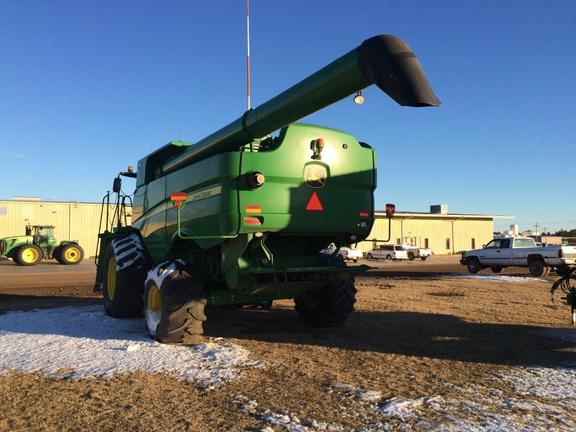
304 164 327 188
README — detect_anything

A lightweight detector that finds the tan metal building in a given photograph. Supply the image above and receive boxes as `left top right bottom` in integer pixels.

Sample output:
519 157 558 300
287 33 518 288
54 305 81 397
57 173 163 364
358 207 513 255
1 199 511 259
0 199 122 260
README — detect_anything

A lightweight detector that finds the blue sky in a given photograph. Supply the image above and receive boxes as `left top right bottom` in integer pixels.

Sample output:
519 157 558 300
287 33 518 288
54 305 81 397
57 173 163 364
1 1 575 232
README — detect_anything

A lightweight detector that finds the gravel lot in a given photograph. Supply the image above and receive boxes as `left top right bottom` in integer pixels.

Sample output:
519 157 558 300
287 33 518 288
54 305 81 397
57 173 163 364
0 256 574 431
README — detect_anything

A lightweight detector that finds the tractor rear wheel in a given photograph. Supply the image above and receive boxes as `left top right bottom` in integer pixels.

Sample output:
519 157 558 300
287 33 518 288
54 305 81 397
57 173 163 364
103 235 150 318
14 245 42 266
58 243 84 265
143 261 206 344
294 278 357 327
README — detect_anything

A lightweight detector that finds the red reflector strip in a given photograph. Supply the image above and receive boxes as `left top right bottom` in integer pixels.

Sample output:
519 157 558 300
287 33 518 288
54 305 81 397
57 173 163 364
305 192 324 212
245 205 261 214
170 192 187 202
359 211 369 217
244 217 261 225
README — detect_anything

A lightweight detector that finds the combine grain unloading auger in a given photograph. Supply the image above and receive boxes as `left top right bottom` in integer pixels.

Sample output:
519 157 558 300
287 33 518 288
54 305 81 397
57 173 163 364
95 35 440 343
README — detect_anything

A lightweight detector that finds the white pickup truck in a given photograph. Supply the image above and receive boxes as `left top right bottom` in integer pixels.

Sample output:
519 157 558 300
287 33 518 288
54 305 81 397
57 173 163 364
401 243 433 261
320 243 363 262
460 237 576 277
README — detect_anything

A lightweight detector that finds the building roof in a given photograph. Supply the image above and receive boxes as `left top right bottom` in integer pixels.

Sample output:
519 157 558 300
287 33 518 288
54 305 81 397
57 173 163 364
374 211 514 220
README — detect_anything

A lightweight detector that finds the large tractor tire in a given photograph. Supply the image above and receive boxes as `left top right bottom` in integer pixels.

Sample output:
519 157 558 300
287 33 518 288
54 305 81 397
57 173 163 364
103 234 150 318
143 261 206 344
13 245 42 266
57 243 84 265
294 278 357 327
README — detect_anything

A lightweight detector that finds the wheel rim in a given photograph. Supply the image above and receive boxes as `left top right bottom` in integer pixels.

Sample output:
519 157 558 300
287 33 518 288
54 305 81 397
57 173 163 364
145 284 162 336
65 247 80 262
22 247 39 263
106 257 117 299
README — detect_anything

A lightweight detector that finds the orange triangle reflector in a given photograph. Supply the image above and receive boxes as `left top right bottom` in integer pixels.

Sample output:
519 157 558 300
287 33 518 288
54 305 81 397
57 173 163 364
305 191 324 212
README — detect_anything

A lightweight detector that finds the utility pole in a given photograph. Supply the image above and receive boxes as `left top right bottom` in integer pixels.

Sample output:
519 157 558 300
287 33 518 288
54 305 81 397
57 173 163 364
535 223 540 235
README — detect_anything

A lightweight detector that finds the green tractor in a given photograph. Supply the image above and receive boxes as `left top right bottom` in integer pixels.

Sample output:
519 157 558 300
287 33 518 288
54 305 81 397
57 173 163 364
0 225 84 266
94 35 440 343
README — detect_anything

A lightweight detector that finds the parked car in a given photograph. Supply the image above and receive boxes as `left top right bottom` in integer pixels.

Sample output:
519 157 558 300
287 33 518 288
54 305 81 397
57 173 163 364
460 236 576 277
401 243 432 261
366 244 408 261
320 243 363 262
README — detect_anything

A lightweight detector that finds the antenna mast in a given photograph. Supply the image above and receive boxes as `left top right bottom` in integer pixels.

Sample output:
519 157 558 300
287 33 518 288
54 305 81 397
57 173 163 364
246 0 251 110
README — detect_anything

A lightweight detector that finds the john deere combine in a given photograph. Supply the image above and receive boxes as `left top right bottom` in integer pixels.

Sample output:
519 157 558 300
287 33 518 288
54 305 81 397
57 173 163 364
95 35 440 343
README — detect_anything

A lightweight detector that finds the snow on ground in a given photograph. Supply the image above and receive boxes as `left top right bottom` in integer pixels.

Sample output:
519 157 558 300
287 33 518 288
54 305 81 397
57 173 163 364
235 394 342 432
0 305 263 388
443 274 546 283
329 382 383 403
374 361 576 431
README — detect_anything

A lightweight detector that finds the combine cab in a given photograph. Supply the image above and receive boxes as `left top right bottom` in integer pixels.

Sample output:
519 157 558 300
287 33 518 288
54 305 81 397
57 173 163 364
94 35 440 343
0 225 84 266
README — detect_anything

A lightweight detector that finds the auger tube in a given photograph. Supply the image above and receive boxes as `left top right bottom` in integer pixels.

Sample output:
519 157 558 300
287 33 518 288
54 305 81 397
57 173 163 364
163 34 439 174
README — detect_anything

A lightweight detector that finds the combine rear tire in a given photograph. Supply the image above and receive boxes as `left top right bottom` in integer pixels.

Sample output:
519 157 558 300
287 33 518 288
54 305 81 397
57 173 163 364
295 278 356 327
143 261 206 344
491 266 503 273
103 234 150 318
58 243 84 265
14 245 42 266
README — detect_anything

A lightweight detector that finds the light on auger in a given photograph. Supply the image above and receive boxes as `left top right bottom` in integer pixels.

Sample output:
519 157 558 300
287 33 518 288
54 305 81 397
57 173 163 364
353 91 365 105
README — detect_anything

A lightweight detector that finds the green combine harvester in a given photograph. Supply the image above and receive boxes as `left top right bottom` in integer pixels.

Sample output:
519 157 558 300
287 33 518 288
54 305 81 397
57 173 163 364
94 35 440 343
0 225 84 266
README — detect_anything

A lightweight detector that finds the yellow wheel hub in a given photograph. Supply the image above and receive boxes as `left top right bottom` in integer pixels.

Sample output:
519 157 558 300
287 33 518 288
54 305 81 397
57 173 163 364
22 247 39 264
147 285 162 312
107 257 117 299
65 247 80 262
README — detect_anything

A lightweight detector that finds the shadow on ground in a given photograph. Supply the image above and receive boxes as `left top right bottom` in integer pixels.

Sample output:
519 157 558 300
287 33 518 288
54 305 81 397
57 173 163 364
205 306 575 368
1 294 572 368
0 294 101 312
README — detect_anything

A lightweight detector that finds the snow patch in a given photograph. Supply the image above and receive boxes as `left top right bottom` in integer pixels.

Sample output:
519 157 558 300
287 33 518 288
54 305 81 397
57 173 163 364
374 366 576 430
234 395 341 431
444 274 546 283
379 396 443 419
329 382 382 403
0 306 263 388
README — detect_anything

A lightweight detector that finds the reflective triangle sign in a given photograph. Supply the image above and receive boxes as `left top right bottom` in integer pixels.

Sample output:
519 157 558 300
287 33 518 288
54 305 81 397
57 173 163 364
305 191 324 212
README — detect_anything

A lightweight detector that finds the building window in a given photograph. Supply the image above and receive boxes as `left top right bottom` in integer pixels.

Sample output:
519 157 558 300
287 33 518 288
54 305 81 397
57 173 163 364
446 238 451 250
424 238 429 249
471 238 476 249
396 238 401 245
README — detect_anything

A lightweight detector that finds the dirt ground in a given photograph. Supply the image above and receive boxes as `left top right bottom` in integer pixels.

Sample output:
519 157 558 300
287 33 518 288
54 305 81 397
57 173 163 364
0 256 574 431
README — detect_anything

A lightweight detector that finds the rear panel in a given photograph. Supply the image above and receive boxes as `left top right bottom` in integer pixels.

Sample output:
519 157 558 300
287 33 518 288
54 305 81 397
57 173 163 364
238 123 375 241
